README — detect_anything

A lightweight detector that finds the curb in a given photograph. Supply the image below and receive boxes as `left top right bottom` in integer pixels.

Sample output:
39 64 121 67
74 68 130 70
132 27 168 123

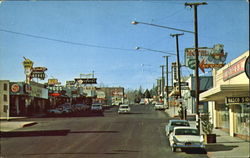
22 122 37 128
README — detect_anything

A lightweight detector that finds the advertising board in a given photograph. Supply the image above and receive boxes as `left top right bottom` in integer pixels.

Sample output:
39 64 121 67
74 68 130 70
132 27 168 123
185 44 227 72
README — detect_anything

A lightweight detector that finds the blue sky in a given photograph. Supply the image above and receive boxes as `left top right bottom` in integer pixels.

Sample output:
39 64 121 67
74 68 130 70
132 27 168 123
0 0 249 90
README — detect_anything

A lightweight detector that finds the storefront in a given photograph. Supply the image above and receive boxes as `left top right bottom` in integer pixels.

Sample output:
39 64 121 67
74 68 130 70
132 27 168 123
200 51 249 140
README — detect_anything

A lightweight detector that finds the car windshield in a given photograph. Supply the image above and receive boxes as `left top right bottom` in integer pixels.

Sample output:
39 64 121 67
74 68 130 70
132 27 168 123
175 129 199 135
171 121 189 126
120 106 128 109
92 104 101 107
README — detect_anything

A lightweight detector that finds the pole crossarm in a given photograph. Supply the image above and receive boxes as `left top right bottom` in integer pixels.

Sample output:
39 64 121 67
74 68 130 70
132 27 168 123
131 21 194 34
185 2 207 7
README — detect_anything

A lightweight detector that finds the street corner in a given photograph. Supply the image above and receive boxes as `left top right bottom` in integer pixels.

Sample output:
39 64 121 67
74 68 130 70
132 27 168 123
0 121 37 132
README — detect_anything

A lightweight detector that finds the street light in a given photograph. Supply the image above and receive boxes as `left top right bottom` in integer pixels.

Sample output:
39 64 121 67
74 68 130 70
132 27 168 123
131 21 195 34
135 47 176 56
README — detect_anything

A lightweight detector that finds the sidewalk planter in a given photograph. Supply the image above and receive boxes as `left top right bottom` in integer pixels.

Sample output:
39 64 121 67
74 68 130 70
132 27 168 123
201 113 216 143
204 134 217 143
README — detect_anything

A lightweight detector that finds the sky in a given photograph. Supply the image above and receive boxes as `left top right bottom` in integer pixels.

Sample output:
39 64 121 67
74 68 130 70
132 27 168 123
0 0 249 90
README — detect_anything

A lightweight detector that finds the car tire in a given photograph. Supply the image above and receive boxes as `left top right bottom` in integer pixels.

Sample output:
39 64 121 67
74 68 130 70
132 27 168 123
171 146 176 152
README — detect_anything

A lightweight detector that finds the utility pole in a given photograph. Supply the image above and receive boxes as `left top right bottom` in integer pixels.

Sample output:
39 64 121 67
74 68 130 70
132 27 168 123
170 33 185 120
185 2 207 132
160 65 165 101
163 56 169 108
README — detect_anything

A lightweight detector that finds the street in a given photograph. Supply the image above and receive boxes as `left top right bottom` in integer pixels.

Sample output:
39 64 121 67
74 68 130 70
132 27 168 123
1 105 207 158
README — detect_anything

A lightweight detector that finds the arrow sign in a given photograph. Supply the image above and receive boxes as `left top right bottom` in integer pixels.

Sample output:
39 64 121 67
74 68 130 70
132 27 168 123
199 59 205 73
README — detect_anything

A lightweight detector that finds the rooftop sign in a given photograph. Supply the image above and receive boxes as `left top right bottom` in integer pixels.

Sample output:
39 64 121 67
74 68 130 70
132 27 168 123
185 44 227 73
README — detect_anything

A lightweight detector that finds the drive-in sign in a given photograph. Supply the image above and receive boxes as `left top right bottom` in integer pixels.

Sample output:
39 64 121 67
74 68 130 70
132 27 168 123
185 44 227 73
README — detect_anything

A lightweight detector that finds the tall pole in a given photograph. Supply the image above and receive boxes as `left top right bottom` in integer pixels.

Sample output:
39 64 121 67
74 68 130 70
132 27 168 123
185 2 207 132
160 65 165 101
164 56 169 108
170 33 185 119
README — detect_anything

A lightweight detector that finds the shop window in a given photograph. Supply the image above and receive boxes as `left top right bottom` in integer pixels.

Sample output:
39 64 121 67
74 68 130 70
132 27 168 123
3 83 8 91
3 94 8 102
3 105 8 113
235 104 250 136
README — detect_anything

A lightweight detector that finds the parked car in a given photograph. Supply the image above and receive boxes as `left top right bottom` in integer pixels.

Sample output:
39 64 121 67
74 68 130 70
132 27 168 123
72 104 89 112
91 103 103 112
169 127 205 152
118 104 131 114
165 119 190 136
48 107 71 115
154 102 165 110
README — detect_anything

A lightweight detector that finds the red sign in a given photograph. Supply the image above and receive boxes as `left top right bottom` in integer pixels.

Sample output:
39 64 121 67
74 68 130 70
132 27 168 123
223 57 246 81
11 84 20 93
49 93 60 97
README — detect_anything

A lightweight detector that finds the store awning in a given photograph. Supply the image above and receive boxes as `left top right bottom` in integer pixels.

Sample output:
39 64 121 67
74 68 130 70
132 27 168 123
200 84 249 102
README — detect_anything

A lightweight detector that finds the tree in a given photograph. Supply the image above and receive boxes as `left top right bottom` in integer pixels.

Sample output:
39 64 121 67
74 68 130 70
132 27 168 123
144 89 151 98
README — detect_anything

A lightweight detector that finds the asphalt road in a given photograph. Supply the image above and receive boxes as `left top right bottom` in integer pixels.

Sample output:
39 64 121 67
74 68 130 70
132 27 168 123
1 104 208 158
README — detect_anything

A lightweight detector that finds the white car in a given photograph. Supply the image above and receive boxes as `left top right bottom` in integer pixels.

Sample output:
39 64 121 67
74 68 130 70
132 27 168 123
48 107 71 115
154 102 165 110
165 119 190 136
169 127 205 152
91 103 103 112
118 104 131 114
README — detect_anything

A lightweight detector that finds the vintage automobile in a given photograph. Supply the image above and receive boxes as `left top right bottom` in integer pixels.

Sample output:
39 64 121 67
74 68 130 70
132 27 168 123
154 102 165 110
168 127 205 152
165 119 190 136
118 104 131 114
91 103 103 112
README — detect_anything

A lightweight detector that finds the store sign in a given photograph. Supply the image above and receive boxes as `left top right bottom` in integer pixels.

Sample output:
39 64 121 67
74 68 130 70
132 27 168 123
226 97 250 104
31 72 46 80
66 81 75 86
185 44 227 72
49 93 61 97
223 57 246 81
33 67 47 72
174 82 189 87
74 78 97 84
245 56 250 79
96 91 105 99
11 84 20 93
22 58 34 69
48 79 59 86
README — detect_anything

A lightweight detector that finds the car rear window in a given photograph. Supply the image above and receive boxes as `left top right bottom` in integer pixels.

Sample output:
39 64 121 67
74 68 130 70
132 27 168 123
175 129 199 135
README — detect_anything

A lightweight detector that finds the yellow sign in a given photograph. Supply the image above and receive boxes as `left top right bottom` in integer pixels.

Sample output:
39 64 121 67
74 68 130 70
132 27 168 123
23 58 34 69
48 79 58 85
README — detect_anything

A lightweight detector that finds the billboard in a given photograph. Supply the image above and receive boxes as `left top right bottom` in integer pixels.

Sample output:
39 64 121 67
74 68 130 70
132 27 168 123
185 44 227 73
75 78 97 84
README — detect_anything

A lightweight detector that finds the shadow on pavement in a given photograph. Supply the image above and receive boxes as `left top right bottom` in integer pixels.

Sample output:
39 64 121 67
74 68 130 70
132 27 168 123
0 130 70 137
70 130 120 134
182 148 207 154
22 152 127 156
1 130 120 137
205 144 239 152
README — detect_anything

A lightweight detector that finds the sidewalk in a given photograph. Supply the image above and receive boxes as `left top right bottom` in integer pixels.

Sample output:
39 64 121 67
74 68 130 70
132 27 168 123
0 118 37 132
165 107 250 158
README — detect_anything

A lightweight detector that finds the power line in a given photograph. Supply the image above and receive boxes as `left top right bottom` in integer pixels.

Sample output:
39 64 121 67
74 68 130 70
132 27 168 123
0 28 134 51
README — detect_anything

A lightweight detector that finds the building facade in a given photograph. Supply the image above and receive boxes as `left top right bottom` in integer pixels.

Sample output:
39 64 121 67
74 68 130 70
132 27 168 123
0 80 10 118
200 50 249 140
